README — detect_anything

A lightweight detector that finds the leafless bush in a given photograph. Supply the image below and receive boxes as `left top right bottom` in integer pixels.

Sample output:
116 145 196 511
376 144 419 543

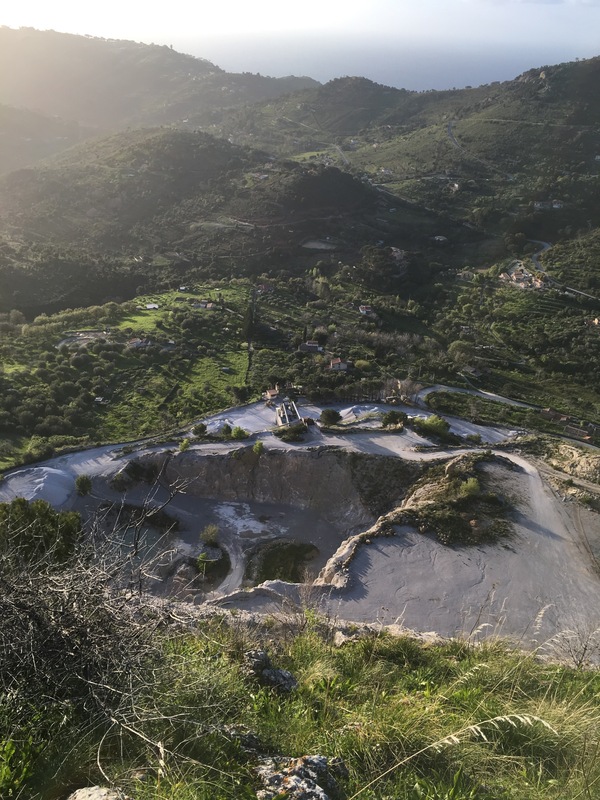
542 621 600 669
0 494 185 754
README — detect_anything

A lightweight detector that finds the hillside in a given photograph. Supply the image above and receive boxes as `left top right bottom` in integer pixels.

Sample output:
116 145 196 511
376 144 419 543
2 35 600 800
0 27 319 130
0 104 91 175
3 574 600 800
212 76 489 153
215 59 600 243
540 227 600 293
0 119 493 318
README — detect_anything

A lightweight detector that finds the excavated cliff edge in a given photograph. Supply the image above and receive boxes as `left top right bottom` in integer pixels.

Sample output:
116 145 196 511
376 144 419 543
130 445 424 530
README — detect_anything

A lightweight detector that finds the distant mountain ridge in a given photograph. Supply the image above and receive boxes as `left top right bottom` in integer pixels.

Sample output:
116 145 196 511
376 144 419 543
215 56 600 148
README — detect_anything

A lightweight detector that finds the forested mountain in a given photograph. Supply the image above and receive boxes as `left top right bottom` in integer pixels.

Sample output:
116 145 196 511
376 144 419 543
0 127 418 313
217 57 600 149
215 58 600 242
0 33 599 437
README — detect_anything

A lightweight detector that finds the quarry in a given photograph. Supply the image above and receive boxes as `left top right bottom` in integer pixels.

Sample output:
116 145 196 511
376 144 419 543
1 400 599 658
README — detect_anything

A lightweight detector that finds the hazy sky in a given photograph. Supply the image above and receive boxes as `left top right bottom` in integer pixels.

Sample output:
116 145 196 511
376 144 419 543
2 0 600 89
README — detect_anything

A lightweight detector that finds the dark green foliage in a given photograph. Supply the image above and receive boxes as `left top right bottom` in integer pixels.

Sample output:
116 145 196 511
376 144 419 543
246 539 319 583
273 422 307 442
0 497 81 562
75 473 92 496
427 392 563 436
412 414 454 442
382 409 408 427
320 408 342 426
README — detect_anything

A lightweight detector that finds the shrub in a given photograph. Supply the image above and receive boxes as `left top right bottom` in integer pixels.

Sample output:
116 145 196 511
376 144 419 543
458 477 480 498
382 410 407 428
192 422 207 437
253 440 265 456
0 498 81 563
179 438 190 452
75 474 92 496
200 524 219 545
221 423 232 438
273 423 307 442
231 426 249 440
320 408 342 426
413 414 452 440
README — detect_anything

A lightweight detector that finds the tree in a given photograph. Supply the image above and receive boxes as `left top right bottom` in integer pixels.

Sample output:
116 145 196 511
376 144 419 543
200 524 219 545
75 474 92 496
231 426 249 440
413 414 451 439
448 340 475 370
241 302 254 342
382 410 407 428
192 422 207 437
320 408 342 426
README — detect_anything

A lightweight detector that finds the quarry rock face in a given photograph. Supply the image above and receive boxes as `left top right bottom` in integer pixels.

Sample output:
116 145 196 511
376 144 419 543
144 447 420 527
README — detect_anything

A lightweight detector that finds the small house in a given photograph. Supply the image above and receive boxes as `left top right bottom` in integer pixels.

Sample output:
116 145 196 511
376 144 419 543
540 408 570 424
298 341 323 353
564 425 592 442
328 358 349 372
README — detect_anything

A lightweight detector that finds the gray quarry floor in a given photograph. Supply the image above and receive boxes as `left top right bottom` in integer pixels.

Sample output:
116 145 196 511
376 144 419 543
1 399 599 656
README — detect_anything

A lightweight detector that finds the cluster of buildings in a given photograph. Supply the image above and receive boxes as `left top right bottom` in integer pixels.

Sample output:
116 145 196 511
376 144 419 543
499 261 546 290
540 408 600 443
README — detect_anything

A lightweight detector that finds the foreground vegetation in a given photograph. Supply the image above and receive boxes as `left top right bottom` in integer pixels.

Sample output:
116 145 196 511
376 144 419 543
4 539 600 798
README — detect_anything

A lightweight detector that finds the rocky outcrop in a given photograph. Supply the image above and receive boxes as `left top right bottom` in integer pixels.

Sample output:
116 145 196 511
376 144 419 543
256 755 347 800
66 789 129 800
545 442 600 485
243 649 298 693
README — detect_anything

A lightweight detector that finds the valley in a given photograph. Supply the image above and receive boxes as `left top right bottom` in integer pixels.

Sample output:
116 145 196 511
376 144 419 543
1 26 600 800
